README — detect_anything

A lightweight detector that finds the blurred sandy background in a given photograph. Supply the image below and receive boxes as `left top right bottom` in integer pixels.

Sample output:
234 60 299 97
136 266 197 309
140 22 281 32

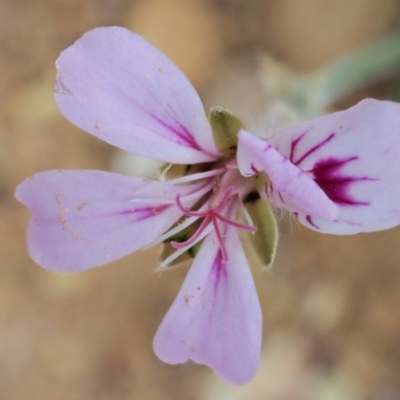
2 0 400 399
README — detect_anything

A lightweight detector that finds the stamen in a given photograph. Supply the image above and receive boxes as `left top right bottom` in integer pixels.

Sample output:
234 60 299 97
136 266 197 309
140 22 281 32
146 199 213 248
178 180 216 203
171 216 212 249
167 167 226 185
155 182 259 269
212 218 228 262
237 196 254 226
175 193 211 217
172 189 257 263
216 213 257 233
158 246 188 270
214 187 235 212
130 179 215 205
147 214 199 248
159 223 213 269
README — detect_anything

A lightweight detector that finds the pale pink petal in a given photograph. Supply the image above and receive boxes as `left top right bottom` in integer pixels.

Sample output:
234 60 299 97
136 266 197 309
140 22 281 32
237 129 339 221
15 170 205 272
153 225 262 385
269 99 400 234
55 26 220 164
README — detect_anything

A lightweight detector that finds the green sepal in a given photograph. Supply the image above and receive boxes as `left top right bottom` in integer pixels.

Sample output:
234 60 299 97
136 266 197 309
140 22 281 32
242 191 278 269
187 240 202 258
208 105 245 154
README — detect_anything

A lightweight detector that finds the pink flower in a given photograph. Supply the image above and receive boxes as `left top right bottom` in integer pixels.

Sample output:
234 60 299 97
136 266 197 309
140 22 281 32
15 27 400 385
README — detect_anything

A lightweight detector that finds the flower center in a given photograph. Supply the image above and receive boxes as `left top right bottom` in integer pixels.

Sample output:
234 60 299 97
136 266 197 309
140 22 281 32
172 187 257 262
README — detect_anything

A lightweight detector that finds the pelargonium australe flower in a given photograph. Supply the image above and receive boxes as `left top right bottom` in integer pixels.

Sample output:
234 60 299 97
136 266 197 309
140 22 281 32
16 27 400 385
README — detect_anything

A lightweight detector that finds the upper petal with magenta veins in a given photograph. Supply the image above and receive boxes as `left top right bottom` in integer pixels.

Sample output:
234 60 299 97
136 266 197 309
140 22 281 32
55 26 221 164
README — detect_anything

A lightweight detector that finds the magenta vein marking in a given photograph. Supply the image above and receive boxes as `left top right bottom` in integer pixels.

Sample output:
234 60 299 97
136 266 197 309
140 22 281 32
290 132 306 162
294 133 335 166
316 176 376 185
250 164 260 174
212 251 227 296
306 215 319 229
263 144 272 152
150 114 202 151
308 156 358 173
119 204 170 222
311 157 378 206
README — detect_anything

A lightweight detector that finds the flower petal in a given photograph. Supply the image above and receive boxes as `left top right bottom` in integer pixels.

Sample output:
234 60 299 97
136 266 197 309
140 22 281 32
55 26 220 164
268 99 400 234
15 170 205 272
153 225 262 385
237 129 339 221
